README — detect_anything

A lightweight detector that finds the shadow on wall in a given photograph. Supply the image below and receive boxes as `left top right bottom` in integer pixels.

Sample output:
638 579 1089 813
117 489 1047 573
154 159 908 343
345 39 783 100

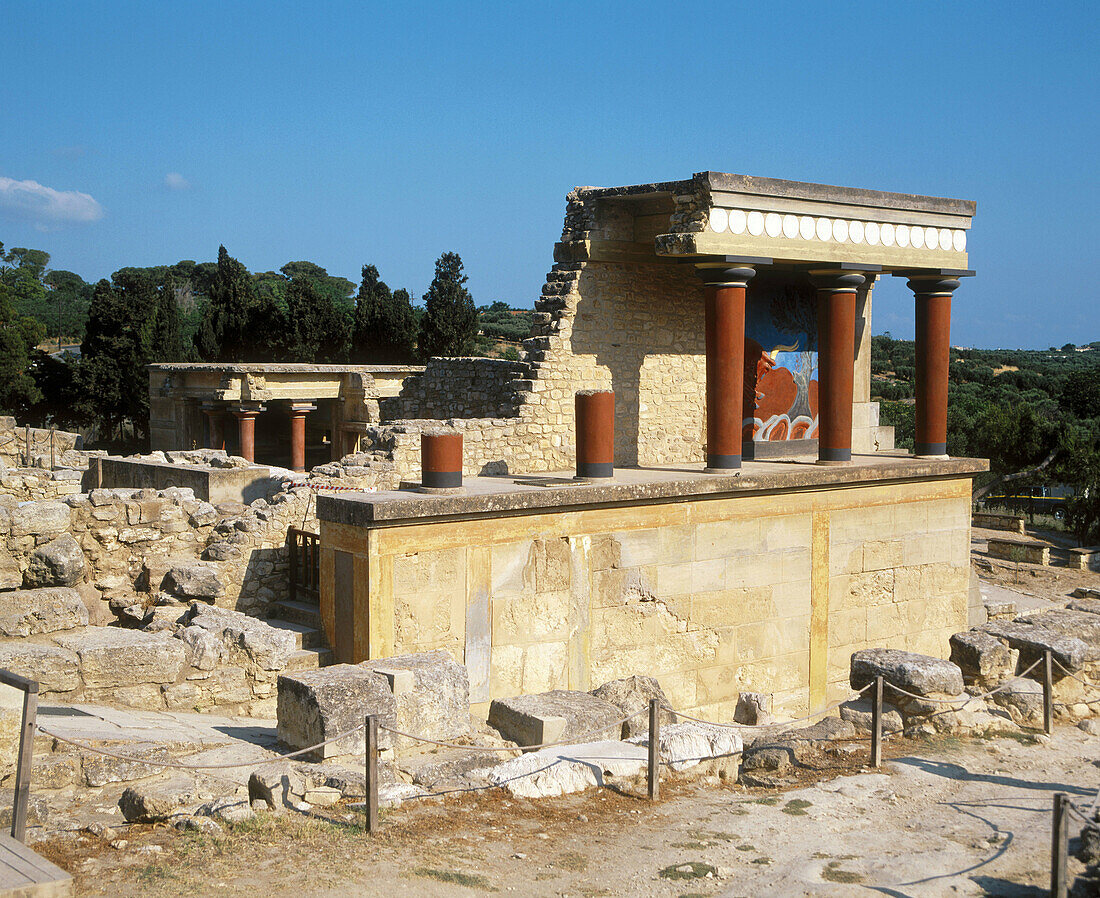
569 264 707 467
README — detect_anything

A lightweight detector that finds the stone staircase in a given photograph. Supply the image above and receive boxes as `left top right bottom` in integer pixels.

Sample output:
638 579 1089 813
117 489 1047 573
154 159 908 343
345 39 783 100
266 599 333 671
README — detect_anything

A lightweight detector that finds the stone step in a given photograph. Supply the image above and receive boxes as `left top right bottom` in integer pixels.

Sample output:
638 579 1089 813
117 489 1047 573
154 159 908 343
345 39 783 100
269 599 322 629
284 647 333 671
263 618 325 650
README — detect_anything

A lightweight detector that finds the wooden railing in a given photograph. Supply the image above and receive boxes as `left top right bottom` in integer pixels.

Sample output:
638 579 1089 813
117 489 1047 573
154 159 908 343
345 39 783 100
288 527 320 603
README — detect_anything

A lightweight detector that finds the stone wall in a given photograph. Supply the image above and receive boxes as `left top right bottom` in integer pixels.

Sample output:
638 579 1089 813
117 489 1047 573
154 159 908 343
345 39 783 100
0 467 85 503
0 416 82 468
320 475 974 721
382 358 529 422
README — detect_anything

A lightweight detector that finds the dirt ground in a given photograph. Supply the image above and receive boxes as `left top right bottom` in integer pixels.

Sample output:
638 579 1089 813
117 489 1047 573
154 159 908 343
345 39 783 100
33 724 1100 898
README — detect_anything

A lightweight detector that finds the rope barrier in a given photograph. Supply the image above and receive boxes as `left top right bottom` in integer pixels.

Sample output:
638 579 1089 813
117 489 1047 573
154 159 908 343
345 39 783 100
668 687 870 731
35 722 366 771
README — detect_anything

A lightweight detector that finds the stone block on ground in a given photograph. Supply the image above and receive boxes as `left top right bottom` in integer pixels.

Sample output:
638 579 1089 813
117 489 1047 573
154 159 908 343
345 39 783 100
23 534 85 588
734 692 774 726
162 561 226 602
979 616 1100 671
277 664 397 760
247 762 305 811
486 740 648 798
363 650 470 751
627 721 742 776
53 627 187 688
0 586 89 637
177 624 226 670
488 690 624 748
839 698 904 736
119 775 203 822
850 648 965 698
0 642 80 693
988 678 1045 727
9 501 70 537
590 675 674 738
950 630 1014 684
187 605 296 670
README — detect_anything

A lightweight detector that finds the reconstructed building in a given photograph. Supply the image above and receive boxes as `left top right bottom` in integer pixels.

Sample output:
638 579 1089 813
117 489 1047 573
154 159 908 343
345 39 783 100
313 171 985 720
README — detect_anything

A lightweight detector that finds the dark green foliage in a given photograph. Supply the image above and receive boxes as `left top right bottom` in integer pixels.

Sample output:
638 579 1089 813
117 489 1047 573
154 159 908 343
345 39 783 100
418 252 478 359
350 265 417 363
197 246 268 361
0 241 46 414
477 303 534 343
284 275 349 363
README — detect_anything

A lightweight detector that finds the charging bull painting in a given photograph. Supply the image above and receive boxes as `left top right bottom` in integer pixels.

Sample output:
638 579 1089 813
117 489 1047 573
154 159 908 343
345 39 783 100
744 283 818 442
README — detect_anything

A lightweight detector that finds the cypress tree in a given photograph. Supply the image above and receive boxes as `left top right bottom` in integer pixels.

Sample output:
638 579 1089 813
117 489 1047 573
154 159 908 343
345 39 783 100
351 265 417 363
197 246 260 361
418 252 477 359
284 276 347 363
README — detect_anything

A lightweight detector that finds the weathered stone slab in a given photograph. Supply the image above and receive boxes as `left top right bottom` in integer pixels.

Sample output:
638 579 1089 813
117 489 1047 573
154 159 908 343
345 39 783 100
839 698 904 735
23 534 85 587
949 630 1014 683
591 675 674 738
987 537 1050 565
988 678 1044 726
187 605 295 670
488 690 624 748
9 501 70 537
162 561 226 601
0 586 89 637
979 616 1100 671
850 649 964 697
277 664 397 760
177 624 226 670
735 692 774 726
487 740 647 798
53 627 187 687
627 721 743 773
0 642 80 692
119 775 202 822
363 650 470 751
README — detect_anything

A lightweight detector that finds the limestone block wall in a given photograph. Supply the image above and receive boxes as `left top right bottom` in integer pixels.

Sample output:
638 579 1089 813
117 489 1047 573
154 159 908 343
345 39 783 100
320 475 973 721
383 358 529 422
0 416 82 467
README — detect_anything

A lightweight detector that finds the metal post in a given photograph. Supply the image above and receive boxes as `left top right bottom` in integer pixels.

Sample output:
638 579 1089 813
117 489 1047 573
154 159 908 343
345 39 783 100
871 676 883 768
1051 792 1069 898
364 714 379 833
24 425 30 467
288 527 298 601
1043 649 1054 735
647 698 660 801
49 427 55 471
11 683 38 842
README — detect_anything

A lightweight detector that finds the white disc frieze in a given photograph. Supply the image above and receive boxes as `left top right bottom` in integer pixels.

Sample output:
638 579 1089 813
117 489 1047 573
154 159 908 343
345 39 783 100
896 224 910 248
816 217 832 241
709 208 728 233
765 212 782 238
799 216 815 240
881 222 895 247
911 226 925 249
848 220 865 244
832 219 849 243
782 214 799 239
865 222 880 245
924 227 938 249
953 229 966 252
747 210 765 236
939 228 952 251
729 209 747 235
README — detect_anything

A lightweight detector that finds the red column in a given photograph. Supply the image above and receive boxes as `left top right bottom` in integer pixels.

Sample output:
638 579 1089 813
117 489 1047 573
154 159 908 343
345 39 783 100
697 266 756 471
202 404 226 451
288 403 316 472
233 405 263 464
810 271 866 465
575 390 615 479
907 275 961 457
421 429 463 491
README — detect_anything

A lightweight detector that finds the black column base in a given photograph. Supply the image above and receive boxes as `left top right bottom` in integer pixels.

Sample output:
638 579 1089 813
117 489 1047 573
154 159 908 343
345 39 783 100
818 447 852 464
914 442 948 457
705 454 741 472
576 461 614 479
422 470 462 489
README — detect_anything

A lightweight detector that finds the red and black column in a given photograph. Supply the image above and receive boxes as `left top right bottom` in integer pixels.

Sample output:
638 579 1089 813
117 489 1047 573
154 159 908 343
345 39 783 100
810 270 866 465
697 266 756 471
906 274 963 457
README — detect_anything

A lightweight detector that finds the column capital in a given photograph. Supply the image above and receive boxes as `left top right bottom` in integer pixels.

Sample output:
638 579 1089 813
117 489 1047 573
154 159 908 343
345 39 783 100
905 275 962 297
808 270 866 293
288 402 318 415
231 402 265 417
695 265 756 288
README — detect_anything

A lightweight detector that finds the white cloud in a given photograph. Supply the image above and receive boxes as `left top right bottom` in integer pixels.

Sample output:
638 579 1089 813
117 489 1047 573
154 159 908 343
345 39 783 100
164 172 190 190
0 175 104 229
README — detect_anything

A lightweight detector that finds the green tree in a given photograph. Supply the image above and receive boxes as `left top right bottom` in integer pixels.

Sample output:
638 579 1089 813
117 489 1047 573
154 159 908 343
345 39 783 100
1059 368 1100 420
418 252 477 359
350 265 417 363
0 241 46 413
284 275 348 363
196 246 286 361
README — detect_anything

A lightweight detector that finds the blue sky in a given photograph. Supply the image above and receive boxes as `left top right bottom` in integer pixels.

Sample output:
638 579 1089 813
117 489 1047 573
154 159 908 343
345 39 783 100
1 1 1096 349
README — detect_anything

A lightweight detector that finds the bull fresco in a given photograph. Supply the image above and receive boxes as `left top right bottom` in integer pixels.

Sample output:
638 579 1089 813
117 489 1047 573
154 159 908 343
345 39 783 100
744 283 818 443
